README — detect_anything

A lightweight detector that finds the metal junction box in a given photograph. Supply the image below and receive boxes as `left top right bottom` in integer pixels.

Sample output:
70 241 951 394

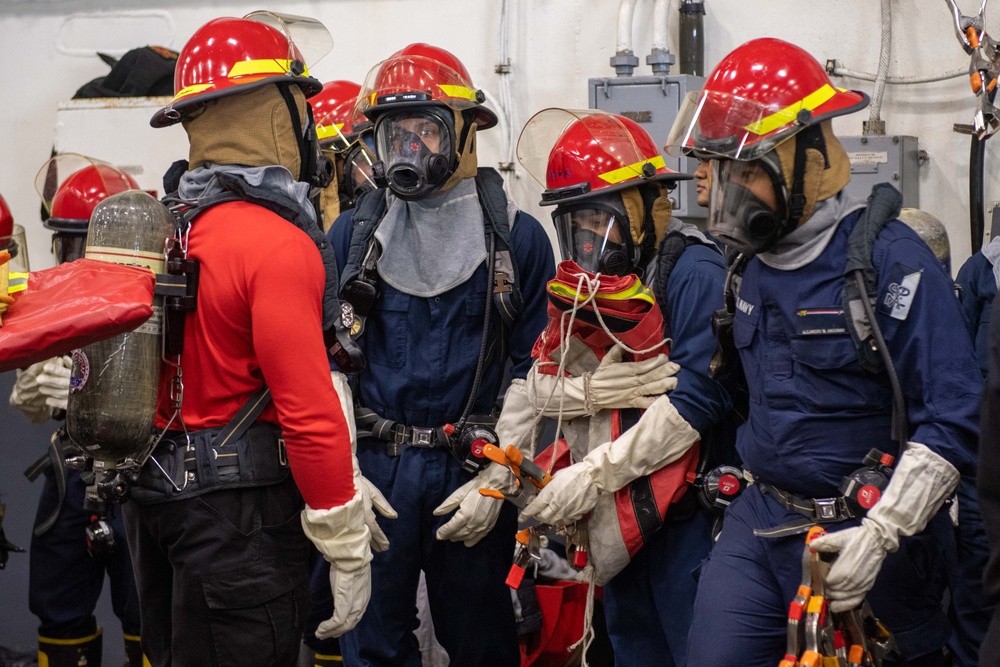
839 135 921 208
588 74 706 220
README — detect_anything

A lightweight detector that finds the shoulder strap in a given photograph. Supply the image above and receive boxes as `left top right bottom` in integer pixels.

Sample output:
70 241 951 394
654 230 721 340
475 168 523 330
841 183 903 373
340 188 390 290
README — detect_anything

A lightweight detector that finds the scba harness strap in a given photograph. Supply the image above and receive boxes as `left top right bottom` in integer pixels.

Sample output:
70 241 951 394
340 167 523 344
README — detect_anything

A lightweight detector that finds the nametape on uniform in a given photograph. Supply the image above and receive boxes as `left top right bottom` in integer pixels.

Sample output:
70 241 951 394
794 308 848 336
879 263 921 321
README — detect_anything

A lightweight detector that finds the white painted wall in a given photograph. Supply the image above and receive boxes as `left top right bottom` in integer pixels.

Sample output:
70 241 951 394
0 0 995 274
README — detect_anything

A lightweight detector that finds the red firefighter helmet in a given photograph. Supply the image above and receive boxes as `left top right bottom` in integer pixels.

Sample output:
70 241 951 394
664 37 868 160
34 155 139 233
0 194 12 239
311 80 363 150
357 43 498 129
151 12 332 128
518 109 688 206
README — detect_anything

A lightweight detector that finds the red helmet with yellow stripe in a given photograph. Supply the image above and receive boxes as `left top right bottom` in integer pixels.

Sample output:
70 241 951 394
311 80 363 151
664 37 868 160
518 109 687 206
151 12 330 128
357 43 497 130
34 156 139 233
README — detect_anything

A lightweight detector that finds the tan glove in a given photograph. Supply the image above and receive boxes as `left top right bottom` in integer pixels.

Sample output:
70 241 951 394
36 356 72 412
9 358 64 423
433 380 534 546
526 345 680 419
332 371 397 552
521 393 698 525
301 490 373 639
810 442 960 612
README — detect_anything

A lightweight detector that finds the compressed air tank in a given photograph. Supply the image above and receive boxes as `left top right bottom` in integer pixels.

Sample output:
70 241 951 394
67 190 174 465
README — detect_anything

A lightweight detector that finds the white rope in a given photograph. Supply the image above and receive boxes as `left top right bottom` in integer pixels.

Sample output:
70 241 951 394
568 566 598 666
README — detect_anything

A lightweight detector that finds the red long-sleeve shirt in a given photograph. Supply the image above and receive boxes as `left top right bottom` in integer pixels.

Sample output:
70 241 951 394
154 201 354 509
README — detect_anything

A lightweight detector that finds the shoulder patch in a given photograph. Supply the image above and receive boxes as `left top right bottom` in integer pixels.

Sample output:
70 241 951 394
879 263 922 321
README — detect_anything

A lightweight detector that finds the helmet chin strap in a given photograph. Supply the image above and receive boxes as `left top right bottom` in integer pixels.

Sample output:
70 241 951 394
278 84 334 190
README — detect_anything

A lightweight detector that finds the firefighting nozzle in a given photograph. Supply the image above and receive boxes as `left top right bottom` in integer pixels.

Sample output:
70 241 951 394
67 190 174 466
698 465 747 510
779 526 898 667
85 515 117 556
839 449 895 518
478 443 553 508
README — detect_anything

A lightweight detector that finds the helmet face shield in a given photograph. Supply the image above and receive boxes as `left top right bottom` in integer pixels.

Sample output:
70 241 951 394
34 154 139 232
375 109 455 199
666 90 809 161
52 233 87 265
517 108 685 206
708 159 786 254
553 204 632 277
242 11 333 69
343 134 378 202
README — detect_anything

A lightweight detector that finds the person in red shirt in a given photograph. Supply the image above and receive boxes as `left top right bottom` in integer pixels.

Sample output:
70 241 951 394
123 13 379 666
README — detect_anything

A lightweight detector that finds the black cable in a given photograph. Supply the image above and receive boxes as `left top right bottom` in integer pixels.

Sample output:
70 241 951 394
852 270 908 449
455 232 496 431
970 133 986 254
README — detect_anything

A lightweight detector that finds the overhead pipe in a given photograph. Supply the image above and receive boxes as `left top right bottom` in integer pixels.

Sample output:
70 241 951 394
647 0 676 74
611 0 640 76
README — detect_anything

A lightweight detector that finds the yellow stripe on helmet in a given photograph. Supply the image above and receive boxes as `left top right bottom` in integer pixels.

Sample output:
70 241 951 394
598 156 666 185
172 83 214 101
229 58 309 79
743 84 839 137
437 84 479 102
316 122 346 141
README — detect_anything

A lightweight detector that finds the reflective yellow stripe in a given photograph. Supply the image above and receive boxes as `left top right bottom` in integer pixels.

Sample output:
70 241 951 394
173 83 213 100
437 84 478 101
598 156 666 185
8 271 27 293
743 84 839 136
316 122 346 141
173 59 308 102
548 280 654 305
229 58 307 79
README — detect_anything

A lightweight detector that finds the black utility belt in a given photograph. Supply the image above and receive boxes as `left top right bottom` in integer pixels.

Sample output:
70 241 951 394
356 407 498 473
130 422 289 505
753 481 858 539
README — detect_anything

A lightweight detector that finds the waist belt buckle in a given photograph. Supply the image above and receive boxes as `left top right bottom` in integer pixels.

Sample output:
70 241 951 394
813 497 839 521
410 427 435 447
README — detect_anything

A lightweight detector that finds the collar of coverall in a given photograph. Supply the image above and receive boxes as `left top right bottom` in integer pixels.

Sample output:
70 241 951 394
757 190 866 271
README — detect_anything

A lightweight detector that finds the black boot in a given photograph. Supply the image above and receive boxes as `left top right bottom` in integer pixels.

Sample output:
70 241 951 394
38 629 102 667
122 634 146 667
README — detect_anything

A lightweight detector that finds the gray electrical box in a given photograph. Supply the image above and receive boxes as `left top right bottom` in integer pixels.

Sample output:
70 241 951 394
588 74 705 220
839 135 921 208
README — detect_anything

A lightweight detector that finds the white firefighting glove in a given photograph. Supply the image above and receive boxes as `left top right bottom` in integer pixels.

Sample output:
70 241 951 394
9 356 71 423
521 393 698 526
332 371 397 552
810 442 960 613
36 356 72 412
526 345 679 419
434 380 534 547
301 490 373 639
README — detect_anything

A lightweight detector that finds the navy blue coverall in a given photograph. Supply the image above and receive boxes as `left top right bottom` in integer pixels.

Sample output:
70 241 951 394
687 210 980 666
327 200 554 667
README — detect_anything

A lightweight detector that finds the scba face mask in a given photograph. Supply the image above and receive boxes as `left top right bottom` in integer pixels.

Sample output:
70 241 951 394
553 204 634 277
708 159 788 254
375 109 455 199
